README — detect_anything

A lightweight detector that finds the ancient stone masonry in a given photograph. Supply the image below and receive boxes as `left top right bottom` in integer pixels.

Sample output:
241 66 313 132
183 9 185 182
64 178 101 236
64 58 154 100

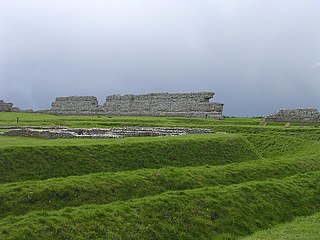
2 127 213 139
104 92 224 119
49 92 224 118
265 108 320 122
48 96 104 116
0 100 20 112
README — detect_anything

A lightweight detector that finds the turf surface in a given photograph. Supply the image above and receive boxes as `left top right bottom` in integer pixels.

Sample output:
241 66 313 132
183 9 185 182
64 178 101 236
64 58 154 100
1 112 320 239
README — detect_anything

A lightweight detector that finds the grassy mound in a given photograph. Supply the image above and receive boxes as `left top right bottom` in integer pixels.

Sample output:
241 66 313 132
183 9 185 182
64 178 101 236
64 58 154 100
0 134 261 183
1 150 320 218
243 134 311 158
213 125 320 141
1 113 320 238
0 171 319 240
241 211 320 240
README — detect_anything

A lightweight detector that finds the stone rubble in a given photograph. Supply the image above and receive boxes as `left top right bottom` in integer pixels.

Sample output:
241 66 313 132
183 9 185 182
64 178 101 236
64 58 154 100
2 127 213 139
49 96 104 116
265 108 320 123
0 100 35 113
0 100 20 112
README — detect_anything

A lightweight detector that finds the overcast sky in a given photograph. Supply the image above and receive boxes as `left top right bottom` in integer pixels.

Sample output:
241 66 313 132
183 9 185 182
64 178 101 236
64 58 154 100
1 0 319 116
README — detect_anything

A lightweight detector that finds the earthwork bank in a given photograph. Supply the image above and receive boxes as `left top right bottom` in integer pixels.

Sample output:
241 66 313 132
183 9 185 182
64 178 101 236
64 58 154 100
0 112 320 239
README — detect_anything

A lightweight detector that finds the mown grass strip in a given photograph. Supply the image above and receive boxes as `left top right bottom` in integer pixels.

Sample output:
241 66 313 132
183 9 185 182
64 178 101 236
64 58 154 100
241 211 320 240
0 134 260 183
0 171 319 240
1 150 320 218
0 112 261 128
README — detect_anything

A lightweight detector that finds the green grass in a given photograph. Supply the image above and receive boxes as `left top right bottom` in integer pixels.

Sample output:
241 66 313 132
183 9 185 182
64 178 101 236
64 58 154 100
241 211 320 240
2 112 320 143
243 134 311 158
1 112 319 128
1 112 320 239
0 112 260 129
0 134 261 183
0 171 319 240
0 145 320 218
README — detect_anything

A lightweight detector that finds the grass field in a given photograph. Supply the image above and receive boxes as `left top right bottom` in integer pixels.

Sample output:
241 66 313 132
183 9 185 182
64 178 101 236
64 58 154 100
241 211 320 240
0 112 320 239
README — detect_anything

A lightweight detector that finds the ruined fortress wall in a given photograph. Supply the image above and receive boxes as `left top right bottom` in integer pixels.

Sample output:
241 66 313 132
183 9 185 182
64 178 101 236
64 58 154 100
265 108 320 122
0 100 13 112
49 92 224 118
49 96 104 116
0 100 20 112
104 92 224 118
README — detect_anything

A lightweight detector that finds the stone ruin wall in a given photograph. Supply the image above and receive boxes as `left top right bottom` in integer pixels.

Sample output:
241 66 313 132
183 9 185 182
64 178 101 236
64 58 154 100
104 92 223 119
48 96 104 116
0 100 20 112
265 108 320 122
49 92 224 119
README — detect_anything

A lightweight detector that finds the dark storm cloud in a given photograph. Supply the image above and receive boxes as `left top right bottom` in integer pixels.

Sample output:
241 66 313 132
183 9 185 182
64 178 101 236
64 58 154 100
0 0 319 116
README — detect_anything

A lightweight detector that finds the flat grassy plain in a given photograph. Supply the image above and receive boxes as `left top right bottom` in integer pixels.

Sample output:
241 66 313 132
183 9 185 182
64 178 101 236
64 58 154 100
0 112 320 239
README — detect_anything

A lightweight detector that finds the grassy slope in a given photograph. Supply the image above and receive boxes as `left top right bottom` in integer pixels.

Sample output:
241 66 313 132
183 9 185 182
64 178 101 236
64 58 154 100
1 113 320 239
241 211 320 240
0 143 320 218
243 134 311 158
0 171 319 240
0 134 261 184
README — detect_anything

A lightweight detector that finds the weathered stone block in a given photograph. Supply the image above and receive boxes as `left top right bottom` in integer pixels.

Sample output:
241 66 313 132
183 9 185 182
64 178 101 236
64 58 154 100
265 108 320 122
49 96 104 116
48 92 224 119
0 100 20 112
104 92 224 119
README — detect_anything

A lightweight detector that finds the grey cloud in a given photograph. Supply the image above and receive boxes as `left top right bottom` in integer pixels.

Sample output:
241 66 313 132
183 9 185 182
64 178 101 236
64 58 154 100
1 0 320 116
311 63 320 71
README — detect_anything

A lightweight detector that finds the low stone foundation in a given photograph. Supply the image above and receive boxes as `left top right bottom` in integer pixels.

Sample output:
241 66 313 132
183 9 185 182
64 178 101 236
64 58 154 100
265 108 320 122
2 127 213 139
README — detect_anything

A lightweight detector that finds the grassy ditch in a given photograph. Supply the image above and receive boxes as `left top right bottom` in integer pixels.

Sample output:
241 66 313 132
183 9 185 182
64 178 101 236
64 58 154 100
0 171 319 239
243 134 312 158
0 148 319 218
0 134 261 183
241 211 320 240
